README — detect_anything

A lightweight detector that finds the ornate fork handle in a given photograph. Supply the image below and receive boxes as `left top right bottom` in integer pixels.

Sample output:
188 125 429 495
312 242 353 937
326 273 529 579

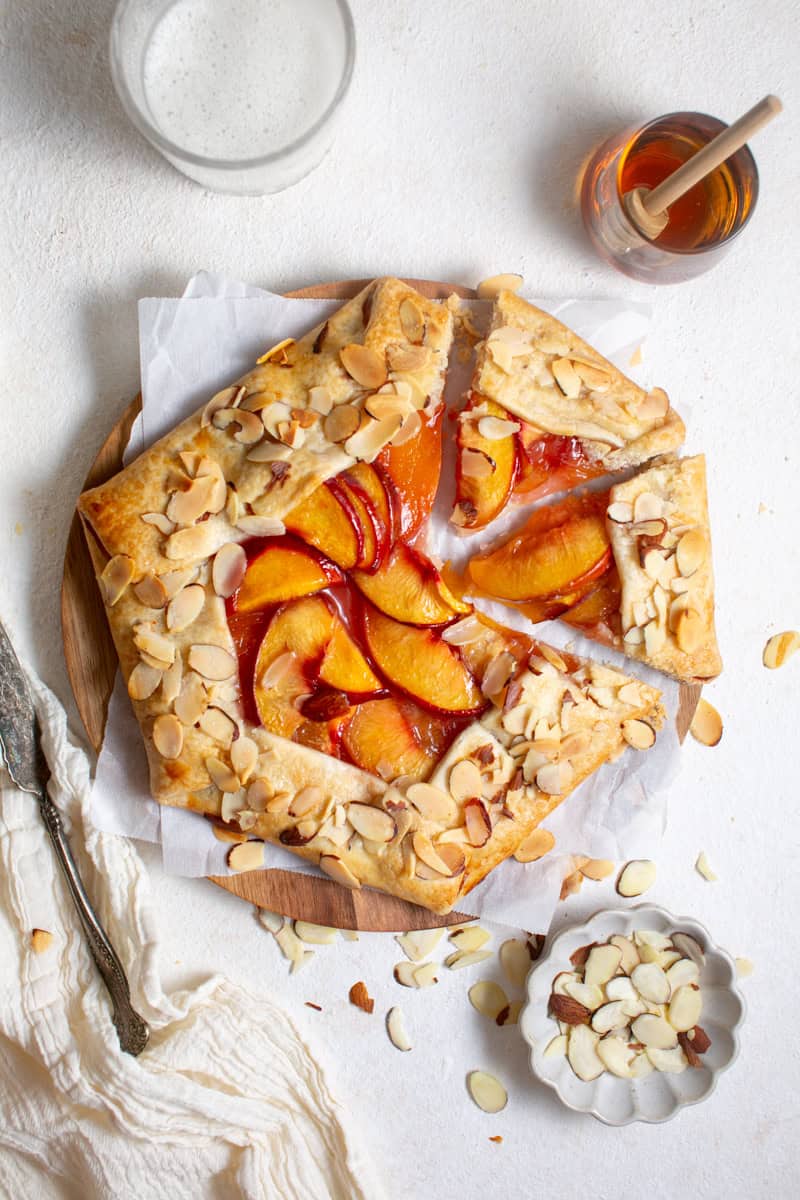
38 789 149 1056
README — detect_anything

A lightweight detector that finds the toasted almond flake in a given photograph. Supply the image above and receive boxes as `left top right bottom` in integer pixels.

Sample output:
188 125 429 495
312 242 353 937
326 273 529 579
212 824 247 844
260 650 298 689
133 627 175 668
189 643 237 681
442 615 484 646
675 608 704 654
466 1070 508 1114
141 511 176 535
762 630 800 670
638 386 669 420
345 413 403 462
412 832 453 877
464 798 492 847
393 961 421 987
477 415 522 441
551 357 582 399
469 981 510 1021
573 360 611 391
347 980 374 1013
623 625 645 645
165 523 216 561
230 735 258 784
201 385 242 426
245 778 271 812
633 492 664 523
266 791 292 815
499 939 532 988
632 1014 678 1050
347 802 396 842
323 404 360 443
364 391 412 422
205 756 240 793
386 342 430 372
616 859 656 897
133 574 168 609
689 697 723 747
579 858 615 881
127 662 163 702
675 529 705 577
607 500 634 524
100 555 134 606
476 273 523 299
513 828 555 864
386 1006 412 1051
406 781 457 823
735 956 754 978
436 843 466 876
340 343 387 389
543 1033 568 1060
31 928 54 954
487 340 513 372
389 408 422 448
537 644 567 673
227 841 264 873
695 850 717 881
535 761 574 796
166 475 218 527
236 515 286 538
198 705 235 746
395 929 445 962
567 1025 604 1081
275 419 305 449
211 543 246 599
621 718 656 750
319 854 360 889
584 944 622 988
150 712 183 759
162 584 204 634
481 651 516 698
395 297 424 344
449 925 490 952
173 672 207 726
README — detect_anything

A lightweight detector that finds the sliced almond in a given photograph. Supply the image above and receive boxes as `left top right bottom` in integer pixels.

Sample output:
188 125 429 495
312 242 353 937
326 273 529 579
637 387 669 420
133 627 175 668
476 273 523 298
513 828 555 864
406 781 457 823
386 1006 412 1051
579 858 614 881
127 662 163 702
159 566 198 600
31 928 54 954
323 404 360 443
347 802 397 843
621 719 656 750
212 544 247 599
633 492 664 523
288 785 324 818
631 1013 678 1050
319 854 360 890
535 761 574 796
646 1045 687 1073
549 993 591 1026
393 961 421 988
632 962 670 1004
609 934 640 974
344 413 403 463
412 832 452 877
467 1070 507 1114
163 585 204 635
164 524 216 561
448 758 483 804
398 298 425 344
591 1000 627 1035
572 360 611 391
616 859 656 897
198 706 236 746
395 929 445 962
246 778 271 812
469 981 510 1021
174 672 208 726
100 555 134 606
567 1025 604 1081
543 1034 568 1060
676 608 704 654
348 980 375 1013
605 976 638 1003
413 961 439 987
695 850 717 882
671 932 706 968
389 409 422 448
189 643 237 681
607 500 634 524
227 841 265 873
634 929 671 951
230 736 258 784
206 756 240 793
449 925 490 953
256 337 294 365
461 447 496 480
584 944 622 988
464 798 492 848
675 529 705 577
340 343 387 389
762 630 800 670
668 984 703 1032
563 980 604 1012
133 574 168 609
260 649 298 690
445 949 493 970
477 415 521 440
202 385 243 426
288 921 335 946
212 406 264 444
386 342 431 372
596 1036 634 1077
551 357 582 399
499 939 532 988
141 512 176 536
212 824 247 844
735 957 754 978
666 958 700 994
481 651 516 699
690 697 723 747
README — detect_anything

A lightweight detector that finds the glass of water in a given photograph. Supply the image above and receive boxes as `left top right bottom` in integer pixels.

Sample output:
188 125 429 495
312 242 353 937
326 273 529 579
110 0 355 195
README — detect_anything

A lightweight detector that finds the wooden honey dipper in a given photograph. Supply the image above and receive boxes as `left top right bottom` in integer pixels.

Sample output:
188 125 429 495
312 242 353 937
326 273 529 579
624 94 782 239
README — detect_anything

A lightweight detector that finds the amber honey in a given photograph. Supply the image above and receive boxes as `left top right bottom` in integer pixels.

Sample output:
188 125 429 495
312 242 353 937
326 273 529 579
581 112 759 283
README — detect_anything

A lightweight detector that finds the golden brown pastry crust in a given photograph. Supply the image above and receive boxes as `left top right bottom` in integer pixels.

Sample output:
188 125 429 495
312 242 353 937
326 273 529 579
474 290 685 468
608 454 722 681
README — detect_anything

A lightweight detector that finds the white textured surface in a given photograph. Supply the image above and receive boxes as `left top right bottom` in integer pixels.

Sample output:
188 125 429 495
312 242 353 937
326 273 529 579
2 1 800 1197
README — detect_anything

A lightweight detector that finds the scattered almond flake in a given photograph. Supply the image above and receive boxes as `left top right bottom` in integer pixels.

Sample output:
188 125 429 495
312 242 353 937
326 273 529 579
559 869 584 901
466 1070 508 1114
198 705 235 746
632 1013 677 1049
294 921 338 945
735 957 754 979
496 1000 521 1027
762 630 800 670
476 272 523 299
395 929 445 962
319 854 360 890
127 662 163 702
543 1033 568 1060
567 1025 604 1081
386 1006 412 1051
340 929 359 942
695 851 718 882
448 925 490 953
616 859 656 897
468 980 509 1021
152 713 183 760
140 511 175 535
628 345 644 367
460 447 496 479
211 824 247 845
188 643 237 681
212 543 247 599
257 910 284 934
349 980 374 1014
346 802 396 842
100 554 135 606
226 840 265 873
30 928 53 954
133 574 168 609
689 698 723 747
445 948 493 971
499 939 532 989
256 336 295 365
235 515 286 537
273 923 313 973
513 828 555 864
579 858 615 881
584 944 622 988
393 961 420 988
621 719 656 750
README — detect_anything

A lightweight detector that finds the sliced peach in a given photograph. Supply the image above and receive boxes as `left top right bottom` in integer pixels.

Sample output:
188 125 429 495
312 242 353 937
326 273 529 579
352 543 471 626
253 596 334 736
453 395 517 531
342 697 446 782
319 621 382 695
468 512 611 602
361 604 485 715
516 427 604 501
284 480 362 570
342 463 394 562
562 564 620 629
235 541 341 614
377 408 442 540
337 476 380 572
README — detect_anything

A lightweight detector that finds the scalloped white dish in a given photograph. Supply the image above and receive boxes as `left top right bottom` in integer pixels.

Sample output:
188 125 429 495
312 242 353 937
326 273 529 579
519 904 745 1125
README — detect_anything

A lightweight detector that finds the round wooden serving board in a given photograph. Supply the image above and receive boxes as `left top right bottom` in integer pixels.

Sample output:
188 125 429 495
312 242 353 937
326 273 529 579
61 278 699 931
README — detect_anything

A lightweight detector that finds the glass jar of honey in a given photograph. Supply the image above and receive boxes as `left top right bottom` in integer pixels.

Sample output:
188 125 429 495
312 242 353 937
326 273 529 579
580 111 759 284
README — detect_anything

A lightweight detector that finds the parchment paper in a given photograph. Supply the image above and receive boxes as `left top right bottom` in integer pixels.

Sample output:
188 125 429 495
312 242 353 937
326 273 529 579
89 274 680 931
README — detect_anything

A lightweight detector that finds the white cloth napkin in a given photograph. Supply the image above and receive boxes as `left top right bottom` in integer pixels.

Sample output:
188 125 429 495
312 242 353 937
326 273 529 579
0 674 383 1199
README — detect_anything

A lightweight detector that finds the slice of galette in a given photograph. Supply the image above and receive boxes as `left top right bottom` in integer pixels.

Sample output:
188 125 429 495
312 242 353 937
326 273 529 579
451 289 686 531
466 455 722 682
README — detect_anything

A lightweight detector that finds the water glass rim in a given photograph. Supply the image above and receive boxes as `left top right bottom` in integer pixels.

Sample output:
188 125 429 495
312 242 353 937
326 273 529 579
109 0 356 172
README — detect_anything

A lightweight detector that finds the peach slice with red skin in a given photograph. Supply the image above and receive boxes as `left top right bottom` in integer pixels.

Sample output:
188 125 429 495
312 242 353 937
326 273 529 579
515 426 603 499
235 540 342 613
352 543 471 626
468 496 612 602
284 480 362 571
453 395 518 530
342 697 452 783
377 408 442 540
337 476 382 572
562 564 621 630
342 463 395 562
319 620 382 695
361 604 486 716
